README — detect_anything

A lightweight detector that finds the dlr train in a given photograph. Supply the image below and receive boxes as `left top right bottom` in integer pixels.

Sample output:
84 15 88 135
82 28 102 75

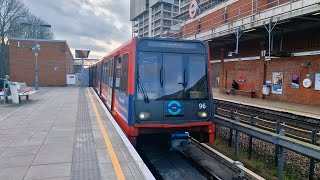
89 37 215 146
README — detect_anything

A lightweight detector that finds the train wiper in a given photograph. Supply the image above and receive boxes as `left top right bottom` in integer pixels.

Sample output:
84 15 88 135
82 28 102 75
137 77 150 103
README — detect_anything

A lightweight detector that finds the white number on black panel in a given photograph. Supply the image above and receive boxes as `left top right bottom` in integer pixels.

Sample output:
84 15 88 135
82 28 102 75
199 103 206 109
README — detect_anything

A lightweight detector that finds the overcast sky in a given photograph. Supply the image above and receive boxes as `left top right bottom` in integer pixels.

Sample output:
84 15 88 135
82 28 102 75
22 0 132 59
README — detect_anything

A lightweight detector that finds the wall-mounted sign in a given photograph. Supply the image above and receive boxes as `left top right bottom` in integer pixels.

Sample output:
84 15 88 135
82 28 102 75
238 74 246 87
272 72 283 94
291 72 300 89
303 78 312 88
315 73 320 90
189 0 198 19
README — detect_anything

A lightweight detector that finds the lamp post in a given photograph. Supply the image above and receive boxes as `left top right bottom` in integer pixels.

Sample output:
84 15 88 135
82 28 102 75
20 23 51 91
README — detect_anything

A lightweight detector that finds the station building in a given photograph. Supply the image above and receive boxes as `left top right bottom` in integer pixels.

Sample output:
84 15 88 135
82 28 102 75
8 38 74 86
173 0 320 106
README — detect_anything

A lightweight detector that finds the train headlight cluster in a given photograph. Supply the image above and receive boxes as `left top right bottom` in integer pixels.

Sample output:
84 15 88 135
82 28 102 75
197 112 208 118
138 112 151 120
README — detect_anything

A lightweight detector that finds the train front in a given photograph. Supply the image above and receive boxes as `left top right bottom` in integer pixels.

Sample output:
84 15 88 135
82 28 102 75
134 38 215 143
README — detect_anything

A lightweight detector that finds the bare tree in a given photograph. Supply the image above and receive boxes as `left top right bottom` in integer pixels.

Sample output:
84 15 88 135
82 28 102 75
0 0 28 78
10 14 54 39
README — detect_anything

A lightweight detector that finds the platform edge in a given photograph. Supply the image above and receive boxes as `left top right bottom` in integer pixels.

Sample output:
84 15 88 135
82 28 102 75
90 88 155 180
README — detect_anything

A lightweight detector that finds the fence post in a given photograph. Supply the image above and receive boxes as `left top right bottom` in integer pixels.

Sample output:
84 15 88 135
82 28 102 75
228 110 234 147
275 119 281 166
235 116 240 161
213 106 218 115
248 114 254 159
278 129 285 180
278 145 284 180
308 130 317 180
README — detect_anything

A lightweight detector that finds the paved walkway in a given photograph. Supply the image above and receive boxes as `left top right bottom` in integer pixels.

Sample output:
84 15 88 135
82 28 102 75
212 88 320 119
0 87 152 180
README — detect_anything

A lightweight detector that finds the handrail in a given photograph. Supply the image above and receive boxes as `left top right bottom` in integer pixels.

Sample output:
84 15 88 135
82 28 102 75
214 114 320 159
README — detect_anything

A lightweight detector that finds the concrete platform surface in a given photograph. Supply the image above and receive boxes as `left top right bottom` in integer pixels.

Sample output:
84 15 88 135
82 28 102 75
0 87 153 180
212 88 320 119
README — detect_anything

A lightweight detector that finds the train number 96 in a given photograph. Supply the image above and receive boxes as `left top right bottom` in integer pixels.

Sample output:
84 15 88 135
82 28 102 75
199 103 206 109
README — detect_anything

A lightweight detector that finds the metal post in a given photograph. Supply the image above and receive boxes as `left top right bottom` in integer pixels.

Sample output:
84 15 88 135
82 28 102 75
34 25 39 91
248 114 254 159
275 119 281 166
213 106 218 114
35 52 38 90
309 130 317 180
264 18 278 61
278 146 284 180
277 129 285 180
235 116 240 161
21 22 51 91
229 110 234 147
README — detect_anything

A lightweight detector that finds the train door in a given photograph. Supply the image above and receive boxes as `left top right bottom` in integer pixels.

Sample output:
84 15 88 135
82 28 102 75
99 64 103 95
107 59 114 111
109 58 116 111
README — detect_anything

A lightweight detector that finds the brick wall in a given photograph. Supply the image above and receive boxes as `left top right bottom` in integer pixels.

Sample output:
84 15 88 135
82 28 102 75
265 56 320 105
182 0 291 37
9 39 74 86
211 28 320 105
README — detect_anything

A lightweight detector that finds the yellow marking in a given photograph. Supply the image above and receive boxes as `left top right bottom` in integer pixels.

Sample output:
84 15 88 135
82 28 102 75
87 89 126 180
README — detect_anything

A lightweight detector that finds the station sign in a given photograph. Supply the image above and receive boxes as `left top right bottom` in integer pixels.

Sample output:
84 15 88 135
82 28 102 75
238 74 246 87
189 0 198 19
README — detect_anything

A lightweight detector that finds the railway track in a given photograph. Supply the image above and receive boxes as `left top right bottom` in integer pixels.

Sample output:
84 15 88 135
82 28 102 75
213 99 320 145
137 134 264 180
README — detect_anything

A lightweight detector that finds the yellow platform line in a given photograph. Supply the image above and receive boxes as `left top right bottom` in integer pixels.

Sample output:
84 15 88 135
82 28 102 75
87 89 126 180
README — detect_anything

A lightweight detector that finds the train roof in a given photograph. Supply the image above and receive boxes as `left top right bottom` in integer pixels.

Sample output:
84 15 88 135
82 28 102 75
90 37 206 66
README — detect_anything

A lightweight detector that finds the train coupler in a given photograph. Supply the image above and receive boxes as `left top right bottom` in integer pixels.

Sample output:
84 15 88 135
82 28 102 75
170 132 191 151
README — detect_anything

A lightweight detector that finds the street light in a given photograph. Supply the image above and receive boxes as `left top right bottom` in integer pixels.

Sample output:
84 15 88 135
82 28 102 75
20 23 51 91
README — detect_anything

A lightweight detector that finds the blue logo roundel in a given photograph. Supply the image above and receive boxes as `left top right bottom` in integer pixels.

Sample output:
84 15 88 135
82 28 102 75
167 101 182 115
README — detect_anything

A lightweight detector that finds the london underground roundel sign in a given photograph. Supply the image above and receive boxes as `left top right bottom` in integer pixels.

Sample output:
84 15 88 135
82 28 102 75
238 74 246 87
189 0 198 19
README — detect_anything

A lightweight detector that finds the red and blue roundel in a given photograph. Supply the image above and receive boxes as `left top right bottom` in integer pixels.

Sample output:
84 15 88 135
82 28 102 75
189 0 198 19
167 101 182 115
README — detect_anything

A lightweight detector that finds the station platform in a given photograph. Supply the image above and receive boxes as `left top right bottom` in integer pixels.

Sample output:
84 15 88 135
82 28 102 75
0 87 154 180
212 88 320 119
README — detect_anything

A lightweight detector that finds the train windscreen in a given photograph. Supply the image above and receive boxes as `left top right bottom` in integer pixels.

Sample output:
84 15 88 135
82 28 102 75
137 52 208 101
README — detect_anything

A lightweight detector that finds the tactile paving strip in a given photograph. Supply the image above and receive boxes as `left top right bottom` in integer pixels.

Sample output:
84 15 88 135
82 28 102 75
71 88 102 180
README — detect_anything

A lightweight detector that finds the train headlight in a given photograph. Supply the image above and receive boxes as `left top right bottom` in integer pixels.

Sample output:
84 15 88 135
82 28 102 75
138 112 150 120
197 112 208 118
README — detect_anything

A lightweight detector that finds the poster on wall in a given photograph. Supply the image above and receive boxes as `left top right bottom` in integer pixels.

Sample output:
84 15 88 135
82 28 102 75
291 72 300 89
272 72 283 94
315 73 320 90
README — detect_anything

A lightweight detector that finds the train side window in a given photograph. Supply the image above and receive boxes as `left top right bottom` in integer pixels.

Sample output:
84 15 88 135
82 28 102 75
120 53 129 94
106 61 110 86
110 59 114 88
115 57 122 90
102 63 106 84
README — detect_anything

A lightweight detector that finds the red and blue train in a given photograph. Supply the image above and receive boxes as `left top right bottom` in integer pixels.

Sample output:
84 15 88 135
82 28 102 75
89 37 215 146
